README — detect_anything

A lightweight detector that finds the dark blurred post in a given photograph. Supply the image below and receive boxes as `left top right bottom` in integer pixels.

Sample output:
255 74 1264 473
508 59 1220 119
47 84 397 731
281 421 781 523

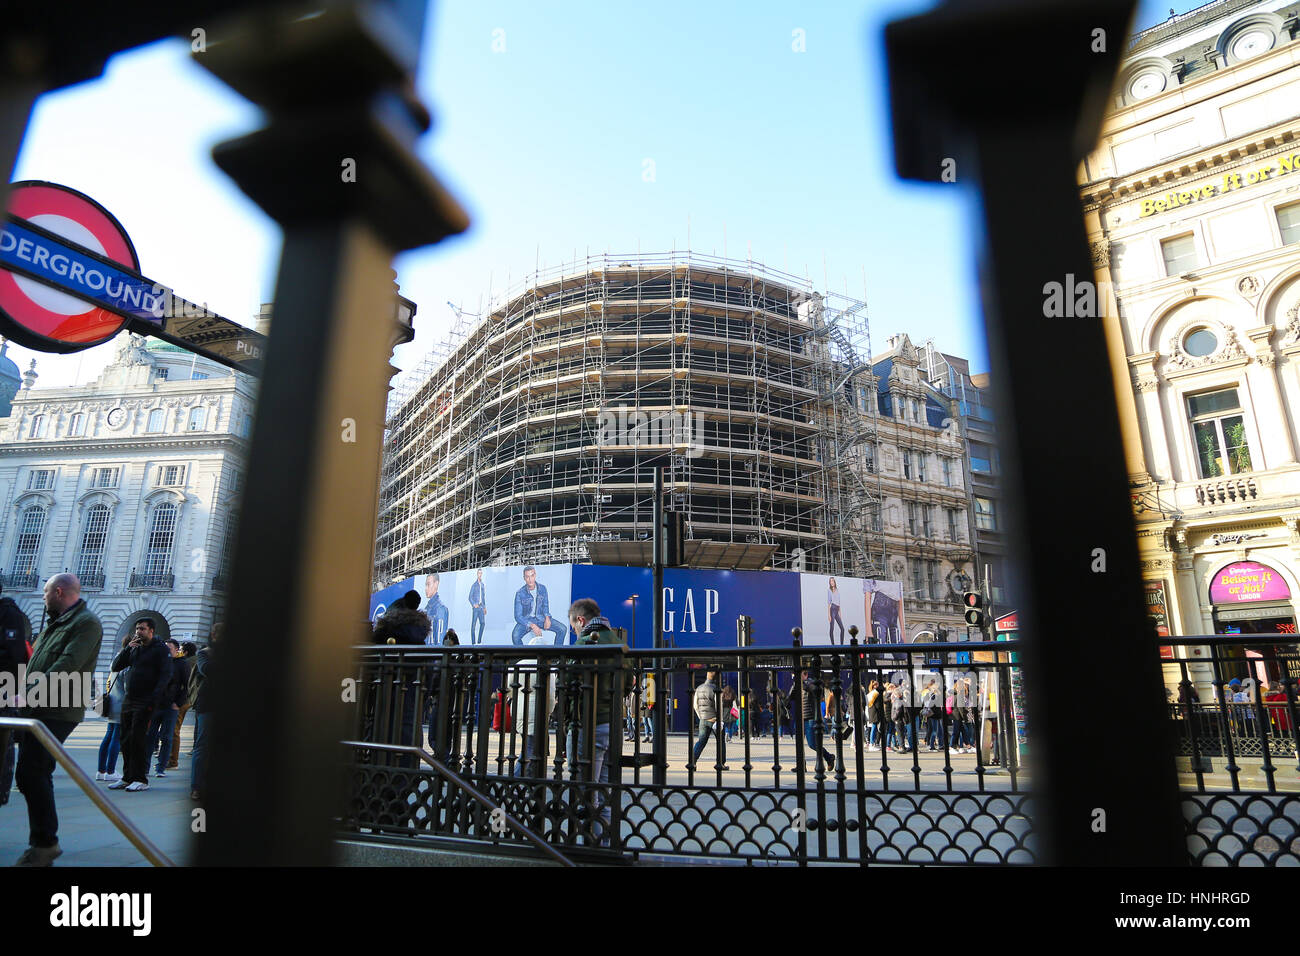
652 466 666 785
885 0 1184 865
193 2 468 864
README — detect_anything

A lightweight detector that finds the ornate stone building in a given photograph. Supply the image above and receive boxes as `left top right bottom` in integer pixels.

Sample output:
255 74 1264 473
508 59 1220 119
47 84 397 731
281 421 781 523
1079 0 1300 688
0 332 256 675
866 334 975 642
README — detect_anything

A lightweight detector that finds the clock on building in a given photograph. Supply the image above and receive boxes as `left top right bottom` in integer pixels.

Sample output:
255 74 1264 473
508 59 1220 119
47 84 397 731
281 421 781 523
107 407 127 429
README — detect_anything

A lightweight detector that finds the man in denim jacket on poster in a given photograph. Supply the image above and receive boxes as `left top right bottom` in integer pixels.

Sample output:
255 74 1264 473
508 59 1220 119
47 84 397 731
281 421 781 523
511 566 567 646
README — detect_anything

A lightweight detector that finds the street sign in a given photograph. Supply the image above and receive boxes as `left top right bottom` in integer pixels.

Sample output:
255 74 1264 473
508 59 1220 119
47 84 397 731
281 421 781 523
0 182 144 352
0 180 268 375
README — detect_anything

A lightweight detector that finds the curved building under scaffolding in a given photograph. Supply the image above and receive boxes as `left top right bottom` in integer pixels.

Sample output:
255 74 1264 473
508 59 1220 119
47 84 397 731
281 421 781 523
373 252 888 587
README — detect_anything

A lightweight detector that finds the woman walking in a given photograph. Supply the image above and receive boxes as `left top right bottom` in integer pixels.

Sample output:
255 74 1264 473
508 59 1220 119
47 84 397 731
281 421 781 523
95 635 131 782
890 685 910 753
865 680 884 751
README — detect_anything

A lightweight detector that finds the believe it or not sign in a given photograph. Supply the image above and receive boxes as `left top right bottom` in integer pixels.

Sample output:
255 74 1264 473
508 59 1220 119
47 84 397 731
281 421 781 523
1209 561 1291 604
1138 151 1300 218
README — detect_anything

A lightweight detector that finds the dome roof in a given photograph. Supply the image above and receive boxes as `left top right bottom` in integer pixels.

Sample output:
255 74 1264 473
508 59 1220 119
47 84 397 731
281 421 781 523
0 342 21 385
145 340 191 355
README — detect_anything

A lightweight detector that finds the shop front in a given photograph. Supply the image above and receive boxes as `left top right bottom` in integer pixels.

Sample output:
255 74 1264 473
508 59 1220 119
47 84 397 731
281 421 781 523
1209 559 1299 684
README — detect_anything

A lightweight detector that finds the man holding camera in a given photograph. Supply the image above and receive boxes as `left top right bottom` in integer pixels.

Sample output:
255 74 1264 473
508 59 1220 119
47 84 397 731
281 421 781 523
110 618 172 792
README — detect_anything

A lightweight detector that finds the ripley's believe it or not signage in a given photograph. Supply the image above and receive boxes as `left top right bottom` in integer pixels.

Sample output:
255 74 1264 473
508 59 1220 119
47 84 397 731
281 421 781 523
1138 150 1300 218
1209 561 1292 605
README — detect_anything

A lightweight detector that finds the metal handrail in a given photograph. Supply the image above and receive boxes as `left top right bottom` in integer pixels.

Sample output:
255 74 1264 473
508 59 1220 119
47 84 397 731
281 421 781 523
0 717 175 867
342 739 576 867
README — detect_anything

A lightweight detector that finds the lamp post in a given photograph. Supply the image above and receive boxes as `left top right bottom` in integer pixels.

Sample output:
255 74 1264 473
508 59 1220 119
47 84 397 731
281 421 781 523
627 594 638 649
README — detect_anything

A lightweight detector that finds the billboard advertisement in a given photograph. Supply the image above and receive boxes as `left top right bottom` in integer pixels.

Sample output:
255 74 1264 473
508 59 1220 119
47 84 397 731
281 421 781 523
797 573 905 647
370 564 903 651
369 564 573 646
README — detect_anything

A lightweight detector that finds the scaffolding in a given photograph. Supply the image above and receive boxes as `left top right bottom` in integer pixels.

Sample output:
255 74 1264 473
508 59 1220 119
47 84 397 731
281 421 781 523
372 251 885 588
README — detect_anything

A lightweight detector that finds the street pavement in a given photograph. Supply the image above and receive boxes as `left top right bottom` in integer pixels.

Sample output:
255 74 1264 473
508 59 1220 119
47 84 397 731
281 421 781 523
0 718 1290 866
0 716 195 867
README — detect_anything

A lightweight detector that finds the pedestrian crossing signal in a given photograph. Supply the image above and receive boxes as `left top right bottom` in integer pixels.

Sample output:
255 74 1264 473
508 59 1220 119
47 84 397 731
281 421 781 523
962 591 986 627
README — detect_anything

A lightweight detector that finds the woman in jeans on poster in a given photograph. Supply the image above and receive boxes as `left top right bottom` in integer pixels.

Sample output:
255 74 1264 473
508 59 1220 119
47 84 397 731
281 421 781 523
827 578 846 645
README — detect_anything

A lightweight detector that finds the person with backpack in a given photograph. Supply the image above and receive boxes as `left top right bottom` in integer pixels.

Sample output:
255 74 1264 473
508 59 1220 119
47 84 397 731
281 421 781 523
95 633 132 783
691 670 725 770
189 624 218 801
766 672 789 738
144 639 187 777
721 683 738 742
166 642 197 770
890 685 911 753
962 678 979 755
865 680 885 752
0 582 33 807
799 669 836 772
922 679 943 751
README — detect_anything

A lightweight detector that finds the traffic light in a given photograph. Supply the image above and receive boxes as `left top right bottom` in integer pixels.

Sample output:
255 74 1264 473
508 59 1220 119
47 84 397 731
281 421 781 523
736 614 754 647
963 591 987 628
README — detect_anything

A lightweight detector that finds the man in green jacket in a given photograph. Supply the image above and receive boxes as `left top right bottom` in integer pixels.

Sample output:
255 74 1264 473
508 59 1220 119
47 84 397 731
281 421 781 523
15 573 103 866
566 598 633 848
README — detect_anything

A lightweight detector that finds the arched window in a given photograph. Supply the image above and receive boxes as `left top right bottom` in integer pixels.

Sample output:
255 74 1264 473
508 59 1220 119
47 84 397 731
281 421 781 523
187 406 207 431
28 414 46 439
13 506 47 574
76 504 111 579
147 408 165 433
144 503 177 576
215 514 237 589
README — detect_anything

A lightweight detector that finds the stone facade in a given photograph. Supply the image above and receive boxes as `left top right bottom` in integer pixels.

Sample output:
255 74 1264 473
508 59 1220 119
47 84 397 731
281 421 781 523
1080 0 1300 691
862 334 975 642
0 333 255 676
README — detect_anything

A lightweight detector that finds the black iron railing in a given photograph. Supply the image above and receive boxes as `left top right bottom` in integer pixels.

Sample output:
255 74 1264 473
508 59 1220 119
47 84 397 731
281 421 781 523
128 571 174 590
343 639 1033 866
78 571 106 589
1161 636 1300 866
0 571 39 590
343 633 1300 866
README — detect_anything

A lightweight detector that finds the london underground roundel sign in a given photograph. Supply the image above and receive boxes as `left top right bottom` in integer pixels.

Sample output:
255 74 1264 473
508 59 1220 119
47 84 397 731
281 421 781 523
0 181 142 353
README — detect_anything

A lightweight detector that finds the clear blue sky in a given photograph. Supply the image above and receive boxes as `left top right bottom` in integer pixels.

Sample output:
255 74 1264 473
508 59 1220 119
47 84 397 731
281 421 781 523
8 0 1207 389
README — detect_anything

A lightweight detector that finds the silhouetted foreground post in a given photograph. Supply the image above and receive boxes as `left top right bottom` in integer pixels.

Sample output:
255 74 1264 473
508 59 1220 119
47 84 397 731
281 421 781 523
194 2 468 865
885 0 1185 865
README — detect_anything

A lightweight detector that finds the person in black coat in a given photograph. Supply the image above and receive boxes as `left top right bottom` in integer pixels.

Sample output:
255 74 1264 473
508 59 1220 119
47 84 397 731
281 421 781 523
110 619 172 790
0 586 32 807
189 625 219 802
372 591 432 645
